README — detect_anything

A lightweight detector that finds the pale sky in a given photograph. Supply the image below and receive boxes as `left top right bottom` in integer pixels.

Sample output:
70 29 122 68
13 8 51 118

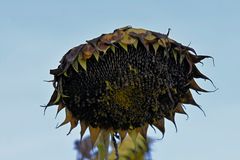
0 0 240 160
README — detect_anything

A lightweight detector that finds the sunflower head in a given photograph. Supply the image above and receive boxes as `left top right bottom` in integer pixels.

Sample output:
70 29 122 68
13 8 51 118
45 26 214 158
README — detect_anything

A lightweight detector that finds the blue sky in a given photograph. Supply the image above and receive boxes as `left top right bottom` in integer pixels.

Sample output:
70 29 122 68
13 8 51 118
0 0 239 159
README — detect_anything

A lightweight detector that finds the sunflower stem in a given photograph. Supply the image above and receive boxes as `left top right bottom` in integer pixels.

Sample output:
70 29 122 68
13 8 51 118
112 134 119 160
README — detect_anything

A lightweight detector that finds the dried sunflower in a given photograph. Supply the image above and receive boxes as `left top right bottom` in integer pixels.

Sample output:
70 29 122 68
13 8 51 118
44 26 213 159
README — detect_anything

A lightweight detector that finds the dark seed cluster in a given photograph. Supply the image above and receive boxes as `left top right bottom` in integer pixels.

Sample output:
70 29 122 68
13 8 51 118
61 42 189 130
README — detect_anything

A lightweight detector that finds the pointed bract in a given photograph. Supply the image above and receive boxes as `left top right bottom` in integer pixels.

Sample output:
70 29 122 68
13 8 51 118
63 71 68 77
153 118 165 135
144 32 156 41
158 38 167 47
189 79 208 92
139 124 148 139
179 53 185 65
166 111 178 132
67 118 78 135
53 92 61 105
82 44 95 59
175 103 187 115
119 42 128 52
80 121 88 140
110 46 115 53
93 51 100 61
181 91 199 107
128 129 140 148
192 65 213 84
47 90 58 106
71 60 79 72
173 50 178 64
78 55 87 71
120 34 136 45
188 53 213 64
57 108 75 128
55 103 65 118
98 41 110 54
153 42 159 54
89 126 101 146
119 130 127 142
133 40 138 49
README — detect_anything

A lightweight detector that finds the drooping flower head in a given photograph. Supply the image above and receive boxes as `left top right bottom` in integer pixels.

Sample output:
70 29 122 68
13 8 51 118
45 26 213 158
